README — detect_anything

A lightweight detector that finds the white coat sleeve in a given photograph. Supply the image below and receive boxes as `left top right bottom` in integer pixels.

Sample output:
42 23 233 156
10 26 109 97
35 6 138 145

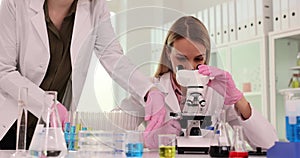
92 0 154 103
0 0 46 118
114 96 145 128
226 106 278 149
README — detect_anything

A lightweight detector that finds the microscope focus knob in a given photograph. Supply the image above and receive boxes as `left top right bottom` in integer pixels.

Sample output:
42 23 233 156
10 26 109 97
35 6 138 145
199 100 206 107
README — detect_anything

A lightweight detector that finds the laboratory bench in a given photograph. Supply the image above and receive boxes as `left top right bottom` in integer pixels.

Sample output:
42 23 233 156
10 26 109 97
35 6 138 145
0 150 266 158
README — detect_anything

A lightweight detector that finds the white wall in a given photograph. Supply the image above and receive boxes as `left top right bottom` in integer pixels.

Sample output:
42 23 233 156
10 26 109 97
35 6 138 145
77 0 231 112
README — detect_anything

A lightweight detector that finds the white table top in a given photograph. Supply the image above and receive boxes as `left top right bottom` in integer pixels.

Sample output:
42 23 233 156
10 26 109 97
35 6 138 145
0 150 266 158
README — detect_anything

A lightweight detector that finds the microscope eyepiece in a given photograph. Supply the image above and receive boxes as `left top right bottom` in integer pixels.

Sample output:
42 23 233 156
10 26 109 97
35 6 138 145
176 65 184 71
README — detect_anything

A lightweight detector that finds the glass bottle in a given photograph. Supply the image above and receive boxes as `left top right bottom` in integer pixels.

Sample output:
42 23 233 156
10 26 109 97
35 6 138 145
209 110 231 157
29 91 67 158
11 87 30 158
291 73 300 88
229 126 248 158
297 52 300 66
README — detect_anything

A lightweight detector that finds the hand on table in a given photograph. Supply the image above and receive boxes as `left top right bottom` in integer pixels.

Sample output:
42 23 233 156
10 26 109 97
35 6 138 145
143 119 181 149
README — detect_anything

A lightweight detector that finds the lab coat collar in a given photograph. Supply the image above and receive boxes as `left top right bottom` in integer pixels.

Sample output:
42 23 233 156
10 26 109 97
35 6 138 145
159 72 181 113
29 0 92 66
71 0 91 66
29 0 43 13
29 0 89 11
30 0 49 54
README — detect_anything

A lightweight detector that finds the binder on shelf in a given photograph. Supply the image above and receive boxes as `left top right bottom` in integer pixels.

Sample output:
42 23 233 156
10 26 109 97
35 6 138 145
202 9 210 33
215 4 223 45
242 0 250 39
222 2 229 44
247 0 256 37
280 0 289 30
256 0 273 35
289 0 300 29
228 0 237 42
209 6 216 45
273 0 281 31
236 0 244 40
197 10 203 22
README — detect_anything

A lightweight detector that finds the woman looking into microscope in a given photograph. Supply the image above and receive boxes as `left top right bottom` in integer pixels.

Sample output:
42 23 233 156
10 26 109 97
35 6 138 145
118 16 278 149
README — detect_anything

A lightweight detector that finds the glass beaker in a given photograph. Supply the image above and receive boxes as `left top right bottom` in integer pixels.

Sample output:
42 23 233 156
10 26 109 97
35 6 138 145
158 134 176 158
280 88 300 142
29 91 67 158
11 87 30 158
209 110 231 157
229 126 248 158
125 131 143 157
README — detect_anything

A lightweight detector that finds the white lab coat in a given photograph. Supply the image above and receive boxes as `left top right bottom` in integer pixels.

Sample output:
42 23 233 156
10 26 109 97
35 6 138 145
0 0 153 140
119 72 278 149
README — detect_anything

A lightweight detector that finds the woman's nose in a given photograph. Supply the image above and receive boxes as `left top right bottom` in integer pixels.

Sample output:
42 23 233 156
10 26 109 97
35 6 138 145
182 62 199 70
191 63 200 70
184 64 194 70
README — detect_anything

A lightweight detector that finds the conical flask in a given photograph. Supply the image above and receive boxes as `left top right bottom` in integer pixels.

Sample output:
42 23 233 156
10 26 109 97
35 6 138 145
11 87 30 158
217 110 231 147
209 110 231 157
229 126 248 158
29 91 67 158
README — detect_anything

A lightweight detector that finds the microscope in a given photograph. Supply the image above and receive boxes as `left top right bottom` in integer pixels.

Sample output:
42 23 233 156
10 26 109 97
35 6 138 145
171 65 215 154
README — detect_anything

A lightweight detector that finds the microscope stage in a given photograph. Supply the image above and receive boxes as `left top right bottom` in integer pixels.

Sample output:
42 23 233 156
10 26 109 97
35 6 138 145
176 136 211 154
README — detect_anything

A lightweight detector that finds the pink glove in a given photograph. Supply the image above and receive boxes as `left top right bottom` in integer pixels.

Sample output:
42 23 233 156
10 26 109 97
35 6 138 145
50 103 69 129
143 119 181 149
198 65 243 105
144 90 166 129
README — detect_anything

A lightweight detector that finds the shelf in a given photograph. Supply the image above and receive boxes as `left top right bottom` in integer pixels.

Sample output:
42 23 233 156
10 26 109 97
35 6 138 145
269 27 300 40
290 66 300 70
243 92 261 97
279 88 300 94
269 27 300 140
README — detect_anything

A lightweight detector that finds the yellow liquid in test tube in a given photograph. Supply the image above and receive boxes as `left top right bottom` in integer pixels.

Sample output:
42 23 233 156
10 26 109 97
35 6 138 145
74 124 81 150
159 146 175 158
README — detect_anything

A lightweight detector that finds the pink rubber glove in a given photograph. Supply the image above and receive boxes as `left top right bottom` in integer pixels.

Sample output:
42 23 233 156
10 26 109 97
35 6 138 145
143 119 181 149
144 90 166 129
198 65 243 105
50 103 69 129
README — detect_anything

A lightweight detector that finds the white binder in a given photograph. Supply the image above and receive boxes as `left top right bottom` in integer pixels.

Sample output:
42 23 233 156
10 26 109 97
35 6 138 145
273 0 282 31
256 0 273 35
228 0 237 42
215 4 223 45
280 0 289 30
236 0 244 40
247 0 256 37
222 2 229 44
242 0 250 39
197 10 203 22
202 9 210 33
209 6 216 45
289 0 300 29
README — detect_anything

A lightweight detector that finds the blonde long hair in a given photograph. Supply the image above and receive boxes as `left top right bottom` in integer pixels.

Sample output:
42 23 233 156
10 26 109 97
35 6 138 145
154 16 211 78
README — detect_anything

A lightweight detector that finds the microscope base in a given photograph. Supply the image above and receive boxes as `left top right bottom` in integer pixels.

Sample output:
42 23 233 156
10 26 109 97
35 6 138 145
176 136 211 154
